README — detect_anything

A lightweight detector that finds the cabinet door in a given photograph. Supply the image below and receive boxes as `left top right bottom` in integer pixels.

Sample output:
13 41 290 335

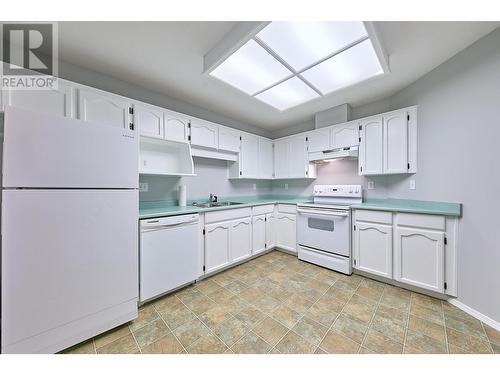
78 88 131 129
3 79 75 118
259 138 274 179
204 222 231 273
231 218 252 262
384 110 408 174
359 116 383 175
307 128 331 153
331 121 359 149
136 103 164 139
190 118 218 149
219 126 241 153
240 134 259 178
252 215 266 255
288 136 308 178
394 227 444 293
164 109 189 142
354 222 393 278
273 139 289 179
276 214 296 253
265 213 277 249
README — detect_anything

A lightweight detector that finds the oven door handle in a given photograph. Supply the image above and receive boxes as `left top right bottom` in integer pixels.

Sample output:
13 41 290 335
297 208 349 217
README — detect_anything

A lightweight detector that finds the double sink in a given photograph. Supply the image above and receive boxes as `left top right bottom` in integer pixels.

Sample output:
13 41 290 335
191 201 243 208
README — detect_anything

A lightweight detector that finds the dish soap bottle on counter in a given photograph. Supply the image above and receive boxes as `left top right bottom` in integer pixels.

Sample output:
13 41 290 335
178 185 187 207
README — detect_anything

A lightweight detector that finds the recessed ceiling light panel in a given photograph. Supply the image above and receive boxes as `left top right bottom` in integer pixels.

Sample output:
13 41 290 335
256 21 368 71
209 39 292 95
255 77 320 111
300 39 383 94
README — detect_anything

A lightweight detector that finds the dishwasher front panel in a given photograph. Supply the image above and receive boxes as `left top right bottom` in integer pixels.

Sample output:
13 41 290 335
140 215 200 303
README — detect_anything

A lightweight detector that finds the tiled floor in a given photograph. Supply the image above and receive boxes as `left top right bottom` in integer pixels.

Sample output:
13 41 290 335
62 250 500 354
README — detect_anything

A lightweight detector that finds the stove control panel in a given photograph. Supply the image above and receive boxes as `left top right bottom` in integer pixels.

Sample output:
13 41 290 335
313 185 362 198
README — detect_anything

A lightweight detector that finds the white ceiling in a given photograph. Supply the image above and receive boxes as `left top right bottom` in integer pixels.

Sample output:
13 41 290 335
58 21 499 130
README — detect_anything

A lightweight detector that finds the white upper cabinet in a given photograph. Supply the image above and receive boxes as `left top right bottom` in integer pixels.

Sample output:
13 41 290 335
218 126 241 153
136 103 164 139
164 109 189 142
384 110 408 174
190 118 218 149
273 139 289 179
354 222 393 279
258 138 274 179
331 121 359 149
394 227 444 293
359 116 383 175
78 88 132 130
2 79 75 118
289 135 314 178
307 128 331 153
240 133 259 178
359 107 417 176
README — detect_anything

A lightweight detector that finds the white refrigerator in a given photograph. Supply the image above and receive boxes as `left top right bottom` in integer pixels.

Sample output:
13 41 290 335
1 106 139 354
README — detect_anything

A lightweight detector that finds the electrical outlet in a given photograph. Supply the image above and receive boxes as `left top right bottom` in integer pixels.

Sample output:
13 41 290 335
139 182 149 192
367 180 375 190
284 183 289 190
252 183 256 191
409 180 416 190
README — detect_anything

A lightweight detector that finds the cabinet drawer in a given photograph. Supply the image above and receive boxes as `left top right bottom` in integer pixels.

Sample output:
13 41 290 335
278 204 297 214
355 209 392 225
252 204 275 216
205 207 252 224
396 213 445 231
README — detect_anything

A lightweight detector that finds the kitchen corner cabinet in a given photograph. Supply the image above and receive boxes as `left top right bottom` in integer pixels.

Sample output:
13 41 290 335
359 106 417 176
78 88 133 130
190 118 218 149
1 79 76 118
273 135 316 179
353 209 456 297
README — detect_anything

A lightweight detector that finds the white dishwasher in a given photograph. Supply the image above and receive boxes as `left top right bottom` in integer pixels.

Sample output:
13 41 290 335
140 213 200 303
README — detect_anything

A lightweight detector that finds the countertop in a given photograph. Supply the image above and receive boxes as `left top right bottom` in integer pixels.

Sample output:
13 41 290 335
351 198 462 217
139 196 310 219
139 196 462 219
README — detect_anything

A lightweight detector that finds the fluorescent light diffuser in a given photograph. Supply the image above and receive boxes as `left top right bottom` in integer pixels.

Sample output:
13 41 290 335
256 22 368 71
301 39 383 94
209 39 292 95
255 77 319 111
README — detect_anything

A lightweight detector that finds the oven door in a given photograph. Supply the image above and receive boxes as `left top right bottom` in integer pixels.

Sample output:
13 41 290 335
297 207 350 257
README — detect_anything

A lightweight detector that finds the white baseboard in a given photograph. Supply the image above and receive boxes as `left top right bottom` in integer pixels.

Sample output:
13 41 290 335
448 298 500 331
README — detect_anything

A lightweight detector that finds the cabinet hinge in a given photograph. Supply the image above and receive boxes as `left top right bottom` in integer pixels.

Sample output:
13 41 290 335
239 171 242 176
444 282 447 290
265 217 267 222
129 107 134 115
240 136 242 141
407 114 410 121
305 136 308 141
354 259 357 266
187 121 191 129
359 125 362 131
203 229 205 235
360 166 363 173
407 163 410 170
203 265 206 271
129 123 134 131
188 135 191 141
358 137 361 143
305 171 309 176
353 225 356 231
265 243 267 248
444 237 448 245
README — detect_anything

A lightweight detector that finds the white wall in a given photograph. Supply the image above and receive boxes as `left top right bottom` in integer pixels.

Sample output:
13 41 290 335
272 27 500 323
139 157 272 202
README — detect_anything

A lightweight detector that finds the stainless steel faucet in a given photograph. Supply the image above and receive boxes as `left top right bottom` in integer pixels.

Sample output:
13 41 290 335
209 193 218 203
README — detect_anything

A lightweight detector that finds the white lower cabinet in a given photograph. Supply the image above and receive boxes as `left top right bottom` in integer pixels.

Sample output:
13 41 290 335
354 222 393 278
231 218 252 262
252 215 266 255
394 227 445 293
276 213 296 253
204 222 231 273
265 212 277 249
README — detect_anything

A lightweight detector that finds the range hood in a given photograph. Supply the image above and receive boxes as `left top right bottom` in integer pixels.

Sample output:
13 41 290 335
309 146 359 162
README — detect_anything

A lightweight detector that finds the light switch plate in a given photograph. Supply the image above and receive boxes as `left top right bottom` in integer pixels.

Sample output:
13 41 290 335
367 181 375 190
409 180 416 190
139 182 149 193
